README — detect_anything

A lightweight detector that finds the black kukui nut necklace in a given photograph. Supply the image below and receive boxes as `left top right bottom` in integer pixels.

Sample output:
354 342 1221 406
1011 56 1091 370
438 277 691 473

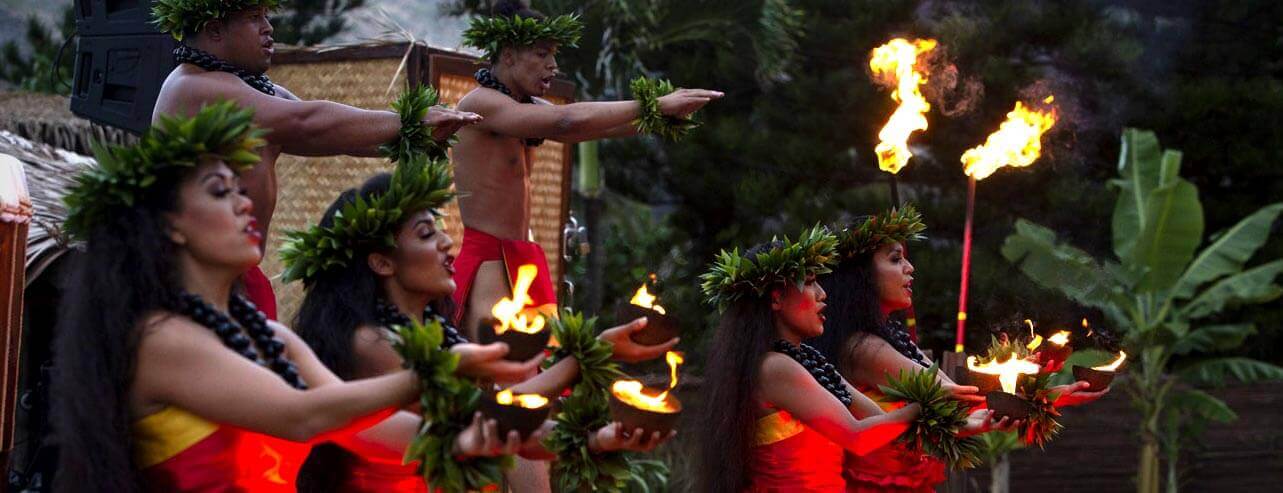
375 299 468 349
174 44 276 96
179 292 306 389
772 340 854 407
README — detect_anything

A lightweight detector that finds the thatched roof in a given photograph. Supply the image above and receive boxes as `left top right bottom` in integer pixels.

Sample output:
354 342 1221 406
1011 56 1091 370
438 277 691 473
0 91 134 156
0 130 94 285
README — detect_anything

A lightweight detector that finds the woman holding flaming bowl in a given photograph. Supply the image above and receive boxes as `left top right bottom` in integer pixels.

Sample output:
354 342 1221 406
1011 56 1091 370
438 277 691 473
285 156 678 492
809 205 1110 492
694 227 925 493
49 103 517 492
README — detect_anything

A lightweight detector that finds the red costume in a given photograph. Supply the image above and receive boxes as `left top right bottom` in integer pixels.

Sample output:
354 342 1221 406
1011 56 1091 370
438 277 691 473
341 455 426 493
844 389 945 493
747 409 845 492
450 227 558 323
133 406 308 492
243 265 277 320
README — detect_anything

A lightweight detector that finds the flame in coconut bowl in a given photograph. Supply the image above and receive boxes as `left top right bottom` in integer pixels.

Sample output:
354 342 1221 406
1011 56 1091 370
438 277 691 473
1094 351 1127 372
612 351 684 413
495 389 549 409
967 354 1042 394
869 38 937 174
490 264 546 334
629 284 666 315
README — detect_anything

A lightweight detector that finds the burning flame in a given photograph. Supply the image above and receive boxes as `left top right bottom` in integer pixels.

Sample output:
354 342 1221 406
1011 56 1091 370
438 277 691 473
1024 320 1042 350
630 284 666 315
869 38 938 174
1083 318 1094 337
495 389 549 409
967 354 1041 394
1093 351 1127 372
490 264 546 334
611 351 684 413
960 100 1058 180
1047 331 1071 346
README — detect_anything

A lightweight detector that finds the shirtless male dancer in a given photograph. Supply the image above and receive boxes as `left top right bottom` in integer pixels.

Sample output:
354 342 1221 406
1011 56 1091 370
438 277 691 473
150 0 480 319
452 1 722 336
450 2 720 491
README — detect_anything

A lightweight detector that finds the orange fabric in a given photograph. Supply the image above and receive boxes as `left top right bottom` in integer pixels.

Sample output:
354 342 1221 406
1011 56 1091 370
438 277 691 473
844 388 945 492
242 265 277 321
133 406 309 492
451 227 558 324
746 410 845 492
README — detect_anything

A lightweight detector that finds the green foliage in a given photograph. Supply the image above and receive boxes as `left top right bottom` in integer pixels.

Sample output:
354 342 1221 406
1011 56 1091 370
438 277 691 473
151 0 281 41
878 365 984 469
463 13 584 62
699 225 837 311
378 84 454 163
544 310 668 492
835 204 926 257
0 6 74 94
629 76 699 141
391 318 510 491
548 310 624 397
64 101 266 240
279 151 455 284
1002 128 1283 492
269 0 364 46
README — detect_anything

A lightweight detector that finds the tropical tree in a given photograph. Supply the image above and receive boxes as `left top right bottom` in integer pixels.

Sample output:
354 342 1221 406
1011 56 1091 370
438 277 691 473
270 0 365 46
1 6 75 94
1001 128 1283 493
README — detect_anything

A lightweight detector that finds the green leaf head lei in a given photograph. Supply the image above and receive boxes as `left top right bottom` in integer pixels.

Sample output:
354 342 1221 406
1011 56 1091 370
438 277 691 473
152 0 282 41
63 100 266 241
462 12 583 62
699 225 839 312
278 151 455 285
836 204 927 258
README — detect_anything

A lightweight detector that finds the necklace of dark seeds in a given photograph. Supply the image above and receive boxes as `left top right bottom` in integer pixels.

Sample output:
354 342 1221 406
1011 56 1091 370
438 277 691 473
375 299 467 348
474 68 544 147
885 320 932 368
772 340 853 407
178 292 306 389
174 43 276 96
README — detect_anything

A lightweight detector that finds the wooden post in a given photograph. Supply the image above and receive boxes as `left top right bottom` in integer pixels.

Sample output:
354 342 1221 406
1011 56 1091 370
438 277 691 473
940 351 970 493
0 155 32 474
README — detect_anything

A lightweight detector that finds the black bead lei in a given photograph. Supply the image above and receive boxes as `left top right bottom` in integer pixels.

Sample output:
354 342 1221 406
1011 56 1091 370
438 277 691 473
174 44 276 96
474 68 543 147
375 299 467 349
772 340 853 407
882 320 932 368
178 292 306 389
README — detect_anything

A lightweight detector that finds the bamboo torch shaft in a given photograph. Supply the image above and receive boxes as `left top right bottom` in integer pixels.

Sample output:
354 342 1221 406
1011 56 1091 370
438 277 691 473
955 177 977 353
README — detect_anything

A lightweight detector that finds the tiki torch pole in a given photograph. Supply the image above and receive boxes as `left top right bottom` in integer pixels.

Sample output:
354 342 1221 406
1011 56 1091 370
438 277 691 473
955 176 976 353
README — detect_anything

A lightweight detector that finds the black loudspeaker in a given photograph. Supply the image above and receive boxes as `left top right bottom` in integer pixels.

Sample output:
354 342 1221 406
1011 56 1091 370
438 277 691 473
70 0 174 134
74 0 163 36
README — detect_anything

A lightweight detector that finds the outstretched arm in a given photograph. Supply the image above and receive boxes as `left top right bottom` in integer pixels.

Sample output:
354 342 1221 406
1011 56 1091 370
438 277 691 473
757 353 919 456
461 87 721 142
173 72 479 157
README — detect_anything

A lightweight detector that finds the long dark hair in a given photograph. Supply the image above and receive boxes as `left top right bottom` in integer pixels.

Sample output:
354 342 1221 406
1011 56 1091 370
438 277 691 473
293 173 450 492
50 168 188 492
694 243 783 493
808 250 925 382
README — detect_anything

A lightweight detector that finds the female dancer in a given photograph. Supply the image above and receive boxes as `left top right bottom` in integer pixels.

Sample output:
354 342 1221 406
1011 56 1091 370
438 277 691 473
694 228 982 492
809 206 1108 492
50 103 516 492
288 161 676 492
